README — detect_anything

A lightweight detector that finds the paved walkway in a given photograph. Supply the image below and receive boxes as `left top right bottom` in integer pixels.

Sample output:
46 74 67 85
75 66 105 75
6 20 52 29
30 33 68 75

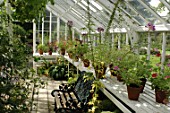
31 77 66 113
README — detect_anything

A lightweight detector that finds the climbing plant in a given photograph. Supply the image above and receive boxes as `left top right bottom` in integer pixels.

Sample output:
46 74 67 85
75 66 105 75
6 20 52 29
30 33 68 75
0 0 52 112
9 0 54 22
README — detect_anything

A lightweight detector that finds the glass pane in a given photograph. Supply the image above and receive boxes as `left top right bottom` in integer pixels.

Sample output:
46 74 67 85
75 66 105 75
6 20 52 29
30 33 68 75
143 0 170 24
128 0 161 25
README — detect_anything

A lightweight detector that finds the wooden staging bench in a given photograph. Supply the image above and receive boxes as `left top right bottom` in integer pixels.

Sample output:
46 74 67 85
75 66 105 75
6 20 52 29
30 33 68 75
100 77 170 113
33 53 170 113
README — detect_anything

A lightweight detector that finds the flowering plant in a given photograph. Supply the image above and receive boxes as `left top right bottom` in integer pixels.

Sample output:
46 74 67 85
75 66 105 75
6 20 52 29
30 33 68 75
145 23 155 31
48 42 54 51
67 20 73 27
149 63 170 91
97 27 104 32
58 40 69 50
120 54 152 87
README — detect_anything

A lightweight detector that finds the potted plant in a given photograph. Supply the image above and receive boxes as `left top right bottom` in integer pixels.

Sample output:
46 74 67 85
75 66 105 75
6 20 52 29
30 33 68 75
48 42 53 55
120 53 143 100
109 46 131 81
38 44 46 55
58 40 69 55
149 63 170 103
76 43 89 60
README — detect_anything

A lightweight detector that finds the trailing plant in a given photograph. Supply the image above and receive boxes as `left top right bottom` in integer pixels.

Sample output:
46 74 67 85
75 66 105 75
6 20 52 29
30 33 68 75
0 1 50 112
9 0 54 22
104 0 122 39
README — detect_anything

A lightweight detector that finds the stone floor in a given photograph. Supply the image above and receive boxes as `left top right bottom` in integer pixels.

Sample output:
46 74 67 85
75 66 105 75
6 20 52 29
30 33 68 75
31 77 66 113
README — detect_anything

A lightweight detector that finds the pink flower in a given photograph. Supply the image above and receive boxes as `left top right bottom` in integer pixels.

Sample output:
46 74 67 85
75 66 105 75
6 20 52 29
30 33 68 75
164 76 170 79
67 20 73 27
152 73 158 78
156 63 161 67
167 64 170 67
145 22 155 31
149 68 152 71
113 66 119 71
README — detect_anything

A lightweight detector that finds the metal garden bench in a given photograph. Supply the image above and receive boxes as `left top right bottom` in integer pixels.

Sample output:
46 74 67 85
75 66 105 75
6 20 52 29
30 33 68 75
51 72 94 113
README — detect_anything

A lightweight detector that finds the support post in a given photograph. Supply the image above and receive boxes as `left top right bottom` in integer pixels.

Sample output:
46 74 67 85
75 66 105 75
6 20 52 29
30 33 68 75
65 23 68 40
72 28 74 40
147 32 151 60
101 32 104 43
118 34 121 49
33 21 36 53
112 33 114 48
80 34 82 40
42 17 44 45
126 33 129 45
57 17 60 42
49 11 52 43
161 32 166 70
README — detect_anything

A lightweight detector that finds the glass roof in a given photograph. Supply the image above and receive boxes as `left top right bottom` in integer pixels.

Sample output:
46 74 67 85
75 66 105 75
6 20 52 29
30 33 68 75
47 0 170 32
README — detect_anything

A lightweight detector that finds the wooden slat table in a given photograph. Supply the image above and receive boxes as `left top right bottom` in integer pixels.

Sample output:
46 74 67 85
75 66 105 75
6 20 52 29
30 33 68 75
100 77 170 113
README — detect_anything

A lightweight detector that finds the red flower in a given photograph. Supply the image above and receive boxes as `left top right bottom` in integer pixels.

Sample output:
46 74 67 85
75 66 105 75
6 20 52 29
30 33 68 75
152 73 158 78
156 53 161 57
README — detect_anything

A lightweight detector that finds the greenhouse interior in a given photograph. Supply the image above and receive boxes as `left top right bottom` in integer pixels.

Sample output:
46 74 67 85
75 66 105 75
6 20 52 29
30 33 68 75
1 0 170 113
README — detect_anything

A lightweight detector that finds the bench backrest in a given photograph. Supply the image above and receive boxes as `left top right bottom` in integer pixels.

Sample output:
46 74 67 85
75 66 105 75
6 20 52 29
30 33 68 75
74 71 94 104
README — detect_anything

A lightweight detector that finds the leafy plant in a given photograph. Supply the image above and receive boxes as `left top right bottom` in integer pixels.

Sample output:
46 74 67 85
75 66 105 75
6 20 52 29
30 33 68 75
37 44 46 51
0 1 50 112
149 63 170 91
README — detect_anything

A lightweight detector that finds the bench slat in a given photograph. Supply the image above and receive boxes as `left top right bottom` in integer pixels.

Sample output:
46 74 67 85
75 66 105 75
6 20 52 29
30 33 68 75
100 77 170 113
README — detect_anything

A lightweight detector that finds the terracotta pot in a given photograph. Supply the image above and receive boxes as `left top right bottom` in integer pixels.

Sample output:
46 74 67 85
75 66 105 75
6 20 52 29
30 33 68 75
110 69 117 76
127 85 141 100
60 48 65 56
39 49 43 55
117 74 123 82
140 78 147 93
74 55 79 62
155 88 167 103
83 59 90 67
68 52 73 59
49 51 52 55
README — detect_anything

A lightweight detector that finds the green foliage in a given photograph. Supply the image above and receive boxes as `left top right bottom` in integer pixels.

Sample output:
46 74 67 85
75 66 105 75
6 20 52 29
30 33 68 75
9 0 54 22
58 40 69 49
37 44 47 51
120 54 152 86
0 23 43 113
149 64 170 91
0 1 51 112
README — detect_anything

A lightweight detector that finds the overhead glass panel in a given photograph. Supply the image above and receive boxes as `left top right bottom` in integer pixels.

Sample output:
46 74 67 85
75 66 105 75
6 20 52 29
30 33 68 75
90 1 103 11
143 0 170 23
128 0 161 25
120 3 146 25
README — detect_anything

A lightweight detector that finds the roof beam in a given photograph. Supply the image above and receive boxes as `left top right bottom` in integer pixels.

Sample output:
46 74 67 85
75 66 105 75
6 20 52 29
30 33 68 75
159 0 170 11
123 1 149 24
97 0 139 29
59 0 82 17
58 0 106 28
48 4 85 29
46 6 81 33
136 0 170 29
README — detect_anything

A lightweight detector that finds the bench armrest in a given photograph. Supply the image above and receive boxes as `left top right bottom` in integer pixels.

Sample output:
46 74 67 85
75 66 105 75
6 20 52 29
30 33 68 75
59 83 74 91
